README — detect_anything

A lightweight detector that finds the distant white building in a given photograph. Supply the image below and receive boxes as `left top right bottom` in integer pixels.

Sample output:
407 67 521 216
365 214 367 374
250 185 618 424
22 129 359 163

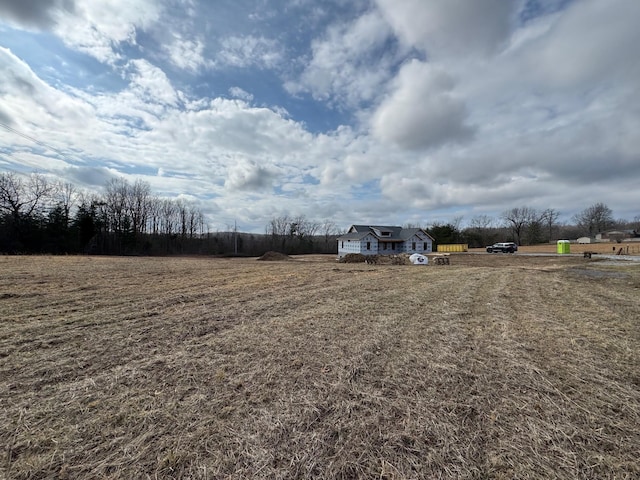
337 225 434 259
577 237 593 244
596 230 637 242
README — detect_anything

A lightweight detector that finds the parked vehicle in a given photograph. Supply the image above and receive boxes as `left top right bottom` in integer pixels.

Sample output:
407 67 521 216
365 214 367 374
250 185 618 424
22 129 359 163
486 242 518 253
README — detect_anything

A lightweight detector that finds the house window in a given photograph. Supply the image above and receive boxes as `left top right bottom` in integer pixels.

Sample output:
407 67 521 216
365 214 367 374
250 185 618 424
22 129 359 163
392 243 396 250
412 242 416 250
366 241 371 250
383 243 387 250
341 241 344 248
424 242 427 250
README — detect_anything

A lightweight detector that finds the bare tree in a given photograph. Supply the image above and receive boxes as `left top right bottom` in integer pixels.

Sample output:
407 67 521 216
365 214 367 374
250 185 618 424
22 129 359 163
187 205 202 238
573 203 614 236
147 196 162 235
502 206 538 245
267 215 289 236
289 215 319 238
523 214 544 245
321 219 339 249
176 199 189 239
266 215 290 250
104 177 129 234
467 215 495 247
54 181 77 227
451 215 464 231
0 172 54 221
128 179 151 236
469 215 493 230
160 199 178 236
540 208 560 242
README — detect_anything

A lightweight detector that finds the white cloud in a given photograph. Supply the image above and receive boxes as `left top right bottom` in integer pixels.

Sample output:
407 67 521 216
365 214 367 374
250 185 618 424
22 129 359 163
125 59 179 107
229 87 254 102
163 34 209 73
371 60 474 150
375 0 514 57
286 9 397 107
52 0 162 64
224 158 276 191
63 165 118 187
2 0 640 230
522 0 640 90
0 47 97 144
216 35 283 69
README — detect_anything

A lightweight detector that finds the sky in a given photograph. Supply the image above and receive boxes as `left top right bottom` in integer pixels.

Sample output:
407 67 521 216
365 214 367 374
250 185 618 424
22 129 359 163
0 0 639 233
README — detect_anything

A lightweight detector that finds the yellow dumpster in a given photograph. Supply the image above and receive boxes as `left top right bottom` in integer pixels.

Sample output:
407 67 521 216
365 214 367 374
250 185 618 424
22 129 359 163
437 244 468 253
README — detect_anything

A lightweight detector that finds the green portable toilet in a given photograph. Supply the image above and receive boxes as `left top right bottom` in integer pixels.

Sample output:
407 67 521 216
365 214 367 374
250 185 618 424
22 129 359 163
557 240 570 254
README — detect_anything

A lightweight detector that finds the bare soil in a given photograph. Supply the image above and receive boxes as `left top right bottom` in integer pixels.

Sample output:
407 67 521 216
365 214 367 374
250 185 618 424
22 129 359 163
1 254 639 479
256 251 292 261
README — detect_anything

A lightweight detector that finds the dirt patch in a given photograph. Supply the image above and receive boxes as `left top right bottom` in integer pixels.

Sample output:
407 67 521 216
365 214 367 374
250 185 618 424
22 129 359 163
0 255 638 479
256 251 291 261
338 253 366 263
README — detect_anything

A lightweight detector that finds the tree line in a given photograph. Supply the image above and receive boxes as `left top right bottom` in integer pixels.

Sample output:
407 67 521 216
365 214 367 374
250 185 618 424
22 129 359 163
0 172 342 256
1 170 637 255
421 204 639 249
0 172 203 254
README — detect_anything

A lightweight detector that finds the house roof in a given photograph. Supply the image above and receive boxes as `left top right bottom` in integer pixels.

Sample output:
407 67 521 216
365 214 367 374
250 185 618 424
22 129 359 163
604 230 635 235
338 225 434 242
338 231 370 241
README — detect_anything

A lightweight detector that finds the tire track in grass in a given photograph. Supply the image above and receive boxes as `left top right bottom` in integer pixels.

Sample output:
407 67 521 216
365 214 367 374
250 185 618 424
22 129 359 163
2 257 638 479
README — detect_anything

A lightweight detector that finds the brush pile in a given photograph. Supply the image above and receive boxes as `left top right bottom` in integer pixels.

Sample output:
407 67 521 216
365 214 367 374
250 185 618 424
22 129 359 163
338 253 366 263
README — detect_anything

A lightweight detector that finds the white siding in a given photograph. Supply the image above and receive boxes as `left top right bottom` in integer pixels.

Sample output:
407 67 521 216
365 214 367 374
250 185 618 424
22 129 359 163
378 240 400 254
338 238 361 257
362 234 377 255
337 234 378 257
403 234 433 254
338 229 433 257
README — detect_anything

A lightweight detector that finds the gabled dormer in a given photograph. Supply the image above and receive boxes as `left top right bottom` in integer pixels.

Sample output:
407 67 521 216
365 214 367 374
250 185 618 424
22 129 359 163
371 227 393 238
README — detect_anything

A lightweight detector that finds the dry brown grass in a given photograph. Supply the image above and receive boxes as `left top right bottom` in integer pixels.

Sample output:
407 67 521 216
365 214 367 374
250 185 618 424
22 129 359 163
1 254 639 479
470 242 640 256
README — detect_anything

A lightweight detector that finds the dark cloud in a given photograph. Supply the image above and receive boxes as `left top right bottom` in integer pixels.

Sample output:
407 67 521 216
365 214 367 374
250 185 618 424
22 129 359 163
372 60 475 151
0 107 12 125
6 71 36 96
0 0 75 28
63 166 116 187
224 160 276 191
376 0 514 58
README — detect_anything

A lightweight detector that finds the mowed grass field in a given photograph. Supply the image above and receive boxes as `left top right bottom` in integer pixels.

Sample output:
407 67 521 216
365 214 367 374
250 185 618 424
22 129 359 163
1 254 639 479
469 241 640 256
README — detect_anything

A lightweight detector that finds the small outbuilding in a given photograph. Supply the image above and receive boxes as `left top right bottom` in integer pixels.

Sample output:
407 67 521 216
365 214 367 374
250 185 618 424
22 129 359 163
596 230 636 242
557 240 571 254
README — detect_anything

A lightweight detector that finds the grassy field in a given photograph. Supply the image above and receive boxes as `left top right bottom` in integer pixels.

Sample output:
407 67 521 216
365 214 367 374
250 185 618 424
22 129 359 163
469 241 640 256
1 254 639 479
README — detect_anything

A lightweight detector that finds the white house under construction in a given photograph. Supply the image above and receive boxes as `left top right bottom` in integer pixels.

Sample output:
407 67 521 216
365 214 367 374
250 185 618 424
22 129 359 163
337 225 434 259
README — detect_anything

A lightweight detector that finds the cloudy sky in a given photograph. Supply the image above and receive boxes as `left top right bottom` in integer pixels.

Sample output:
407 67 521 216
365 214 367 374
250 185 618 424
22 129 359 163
1 0 638 232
